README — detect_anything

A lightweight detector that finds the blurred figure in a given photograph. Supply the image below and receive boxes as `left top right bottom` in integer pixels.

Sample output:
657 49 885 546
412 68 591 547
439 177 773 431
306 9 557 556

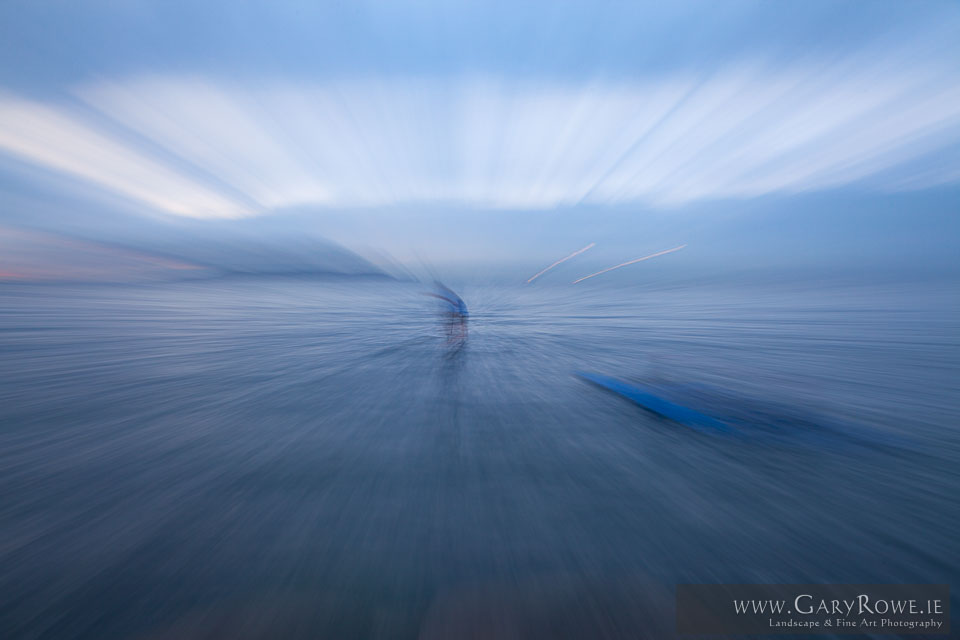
429 281 468 317
428 281 468 347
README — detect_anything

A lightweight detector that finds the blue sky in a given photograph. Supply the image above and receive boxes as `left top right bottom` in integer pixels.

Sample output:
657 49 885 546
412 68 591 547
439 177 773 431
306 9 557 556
0 1 958 280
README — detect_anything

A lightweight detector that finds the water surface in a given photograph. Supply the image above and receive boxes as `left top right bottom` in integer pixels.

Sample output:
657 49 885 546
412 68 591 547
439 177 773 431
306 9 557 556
1 277 957 638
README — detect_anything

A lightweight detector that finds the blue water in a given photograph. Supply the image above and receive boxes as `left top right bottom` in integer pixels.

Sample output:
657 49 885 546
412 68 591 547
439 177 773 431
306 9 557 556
1 277 958 639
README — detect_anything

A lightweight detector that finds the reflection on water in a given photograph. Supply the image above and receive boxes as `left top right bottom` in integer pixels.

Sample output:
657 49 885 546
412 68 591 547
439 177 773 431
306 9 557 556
0 277 958 639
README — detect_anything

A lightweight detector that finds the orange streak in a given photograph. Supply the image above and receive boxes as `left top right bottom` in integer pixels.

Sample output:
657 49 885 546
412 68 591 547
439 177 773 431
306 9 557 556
572 244 687 284
526 243 595 283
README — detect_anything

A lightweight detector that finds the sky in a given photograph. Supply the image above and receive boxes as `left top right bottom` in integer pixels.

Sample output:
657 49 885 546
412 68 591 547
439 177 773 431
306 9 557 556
0 1 958 282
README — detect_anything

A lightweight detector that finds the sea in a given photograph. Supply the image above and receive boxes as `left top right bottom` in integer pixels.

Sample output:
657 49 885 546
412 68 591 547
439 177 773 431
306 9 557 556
1 276 957 639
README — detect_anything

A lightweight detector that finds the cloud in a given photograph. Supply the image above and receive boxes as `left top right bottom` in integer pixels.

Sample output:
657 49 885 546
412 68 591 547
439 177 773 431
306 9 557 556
0 51 957 218
0 94 253 219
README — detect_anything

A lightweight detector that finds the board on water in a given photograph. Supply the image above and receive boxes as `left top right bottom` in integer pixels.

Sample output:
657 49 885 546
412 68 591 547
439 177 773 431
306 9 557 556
576 372 732 432
576 371 917 450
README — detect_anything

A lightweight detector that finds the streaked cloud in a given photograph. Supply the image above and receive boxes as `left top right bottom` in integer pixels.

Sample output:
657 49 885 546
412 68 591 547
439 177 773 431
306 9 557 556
0 94 253 219
0 51 957 219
